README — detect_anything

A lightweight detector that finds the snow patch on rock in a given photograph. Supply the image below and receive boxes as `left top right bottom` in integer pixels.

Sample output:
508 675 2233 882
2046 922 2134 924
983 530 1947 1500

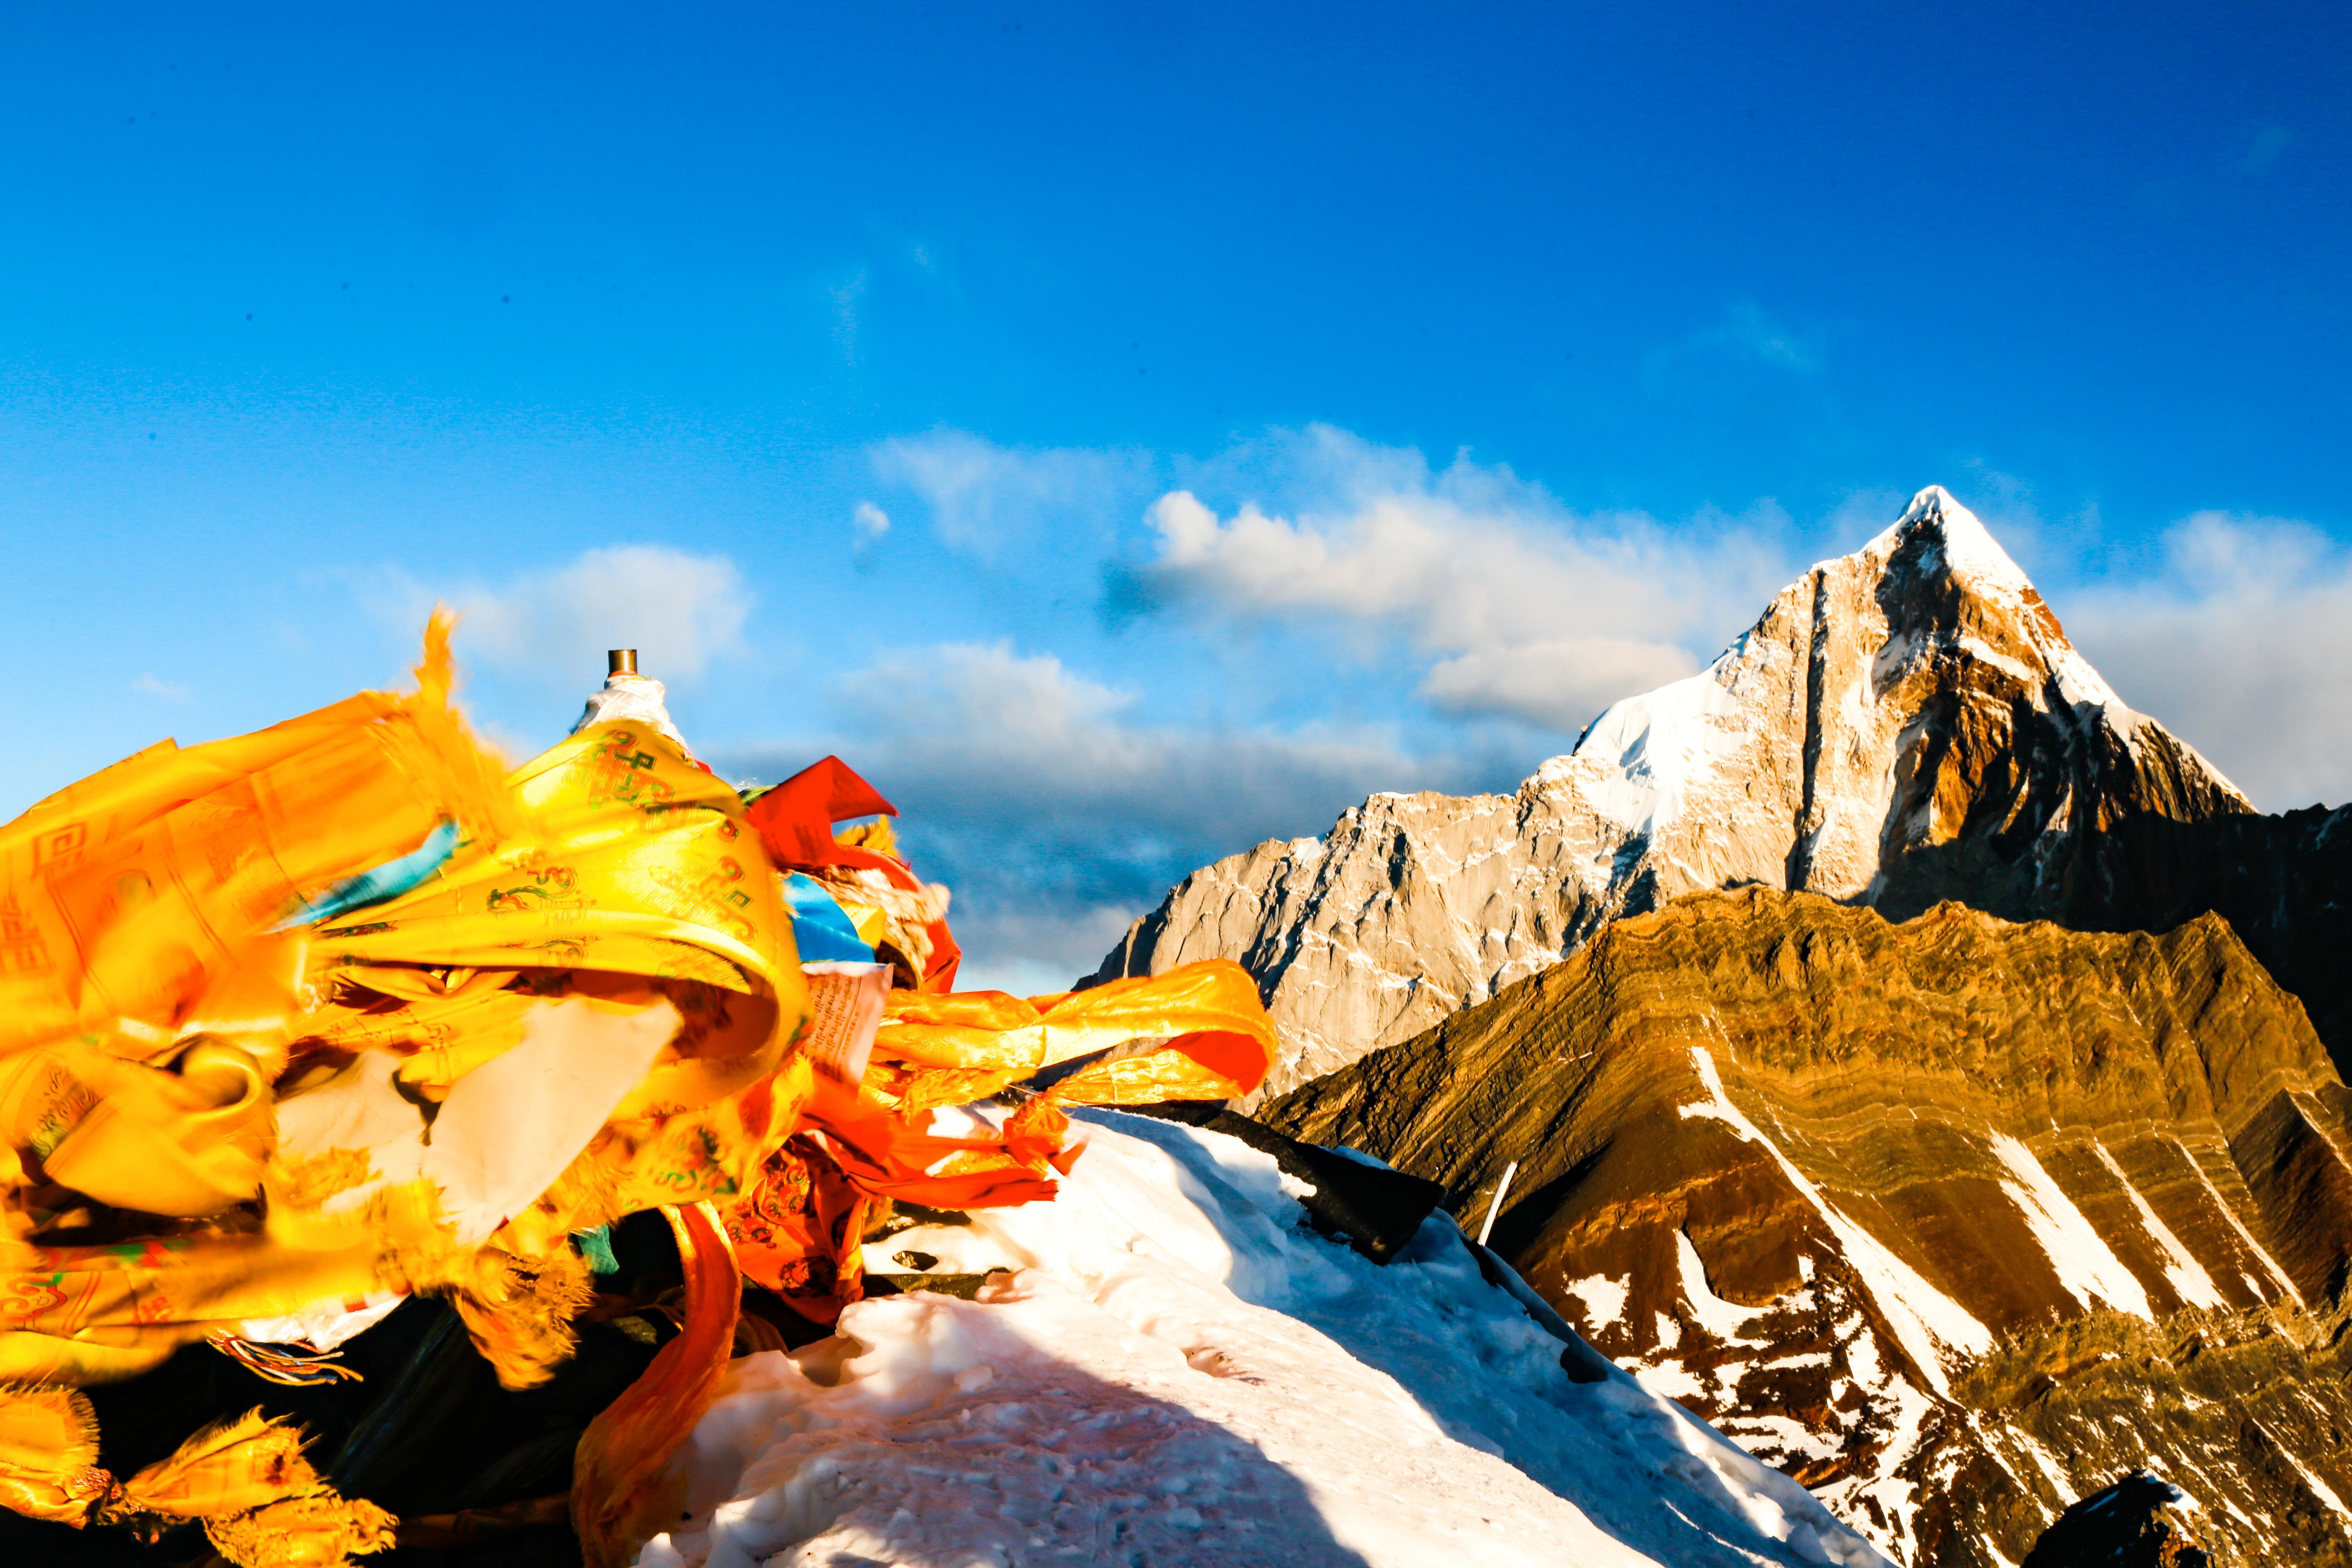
1678 1045 1994 1390
2089 1139 2225 1311
1988 1133 2153 1320
1567 1271 1632 1330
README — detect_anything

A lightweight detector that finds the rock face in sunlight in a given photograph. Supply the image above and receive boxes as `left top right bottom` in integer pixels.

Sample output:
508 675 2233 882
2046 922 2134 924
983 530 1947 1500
1093 486 2251 1107
1264 888 2352 1568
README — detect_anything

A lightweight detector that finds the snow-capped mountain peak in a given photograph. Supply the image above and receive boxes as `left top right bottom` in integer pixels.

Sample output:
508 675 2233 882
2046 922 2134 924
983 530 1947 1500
1095 487 2251 1106
1868 483 2033 591
1542 481 2230 858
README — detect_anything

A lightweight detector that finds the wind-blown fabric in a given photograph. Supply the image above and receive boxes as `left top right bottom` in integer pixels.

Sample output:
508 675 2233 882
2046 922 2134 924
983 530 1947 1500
0 1388 395 1560
0 627 1277 1567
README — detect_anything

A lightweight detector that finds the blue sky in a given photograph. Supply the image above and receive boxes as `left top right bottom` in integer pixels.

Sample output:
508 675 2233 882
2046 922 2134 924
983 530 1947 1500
4 3 2348 986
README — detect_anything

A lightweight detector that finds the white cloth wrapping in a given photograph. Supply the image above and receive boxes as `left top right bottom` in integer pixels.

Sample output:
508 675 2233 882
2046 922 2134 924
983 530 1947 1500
270 995 683 1247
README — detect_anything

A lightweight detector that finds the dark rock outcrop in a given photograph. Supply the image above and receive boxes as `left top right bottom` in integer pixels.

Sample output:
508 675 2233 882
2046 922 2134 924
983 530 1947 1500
2021 1471 2215 1568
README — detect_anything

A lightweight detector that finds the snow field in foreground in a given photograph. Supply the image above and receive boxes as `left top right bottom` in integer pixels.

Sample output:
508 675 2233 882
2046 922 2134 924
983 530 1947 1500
639 1109 1890 1568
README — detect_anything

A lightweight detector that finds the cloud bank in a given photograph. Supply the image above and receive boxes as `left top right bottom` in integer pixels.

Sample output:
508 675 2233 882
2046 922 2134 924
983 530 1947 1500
1126 431 1795 734
716 639 1457 991
2069 511 2352 812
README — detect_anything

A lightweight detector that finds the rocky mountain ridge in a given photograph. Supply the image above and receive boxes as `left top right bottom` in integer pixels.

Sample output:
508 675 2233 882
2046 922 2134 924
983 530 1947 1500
2061 801 2352 1077
1265 887 2352 1567
1092 486 2251 1106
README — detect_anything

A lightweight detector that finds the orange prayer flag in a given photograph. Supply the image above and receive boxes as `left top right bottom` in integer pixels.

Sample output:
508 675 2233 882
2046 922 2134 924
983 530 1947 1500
572 1203 741 1568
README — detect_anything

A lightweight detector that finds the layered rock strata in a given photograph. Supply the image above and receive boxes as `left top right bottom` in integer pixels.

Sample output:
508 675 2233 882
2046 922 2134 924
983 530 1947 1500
1265 888 2352 1567
1092 487 2248 1106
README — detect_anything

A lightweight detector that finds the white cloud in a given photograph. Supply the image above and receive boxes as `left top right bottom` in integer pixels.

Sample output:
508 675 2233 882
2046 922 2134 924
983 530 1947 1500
1141 487 1690 652
1132 434 1792 735
133 673 191 701
867 426 1792 735
2068 511 2352 811
448 544 751 684
853 500 891 539
868 429 1153 557
1421 639 1700 731
836 640 1439 841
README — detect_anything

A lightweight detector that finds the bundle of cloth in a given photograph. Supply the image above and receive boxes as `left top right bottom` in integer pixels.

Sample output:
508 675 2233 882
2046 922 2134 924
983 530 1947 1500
0 621 1274 1568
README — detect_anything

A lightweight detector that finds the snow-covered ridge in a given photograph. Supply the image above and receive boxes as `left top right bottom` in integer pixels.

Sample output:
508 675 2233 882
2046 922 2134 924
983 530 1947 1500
642 1111 1888 1568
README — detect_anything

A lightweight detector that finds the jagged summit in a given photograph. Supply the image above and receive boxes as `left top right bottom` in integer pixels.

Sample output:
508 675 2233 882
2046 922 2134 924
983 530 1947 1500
1870 483 2031 587
1093 487 2251 1106
1860 482 2132 710
1533 483 2241 861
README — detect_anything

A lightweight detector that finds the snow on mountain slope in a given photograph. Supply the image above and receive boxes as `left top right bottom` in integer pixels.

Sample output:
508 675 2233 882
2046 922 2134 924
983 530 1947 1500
1093 486 2251 1106
639 1109 1888 1568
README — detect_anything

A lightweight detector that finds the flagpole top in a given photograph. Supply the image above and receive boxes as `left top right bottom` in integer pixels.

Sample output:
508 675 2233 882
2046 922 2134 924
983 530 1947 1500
608 649 637 677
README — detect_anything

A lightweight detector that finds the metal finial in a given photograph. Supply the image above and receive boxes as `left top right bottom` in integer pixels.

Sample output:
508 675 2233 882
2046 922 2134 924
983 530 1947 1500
608 649 637 677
